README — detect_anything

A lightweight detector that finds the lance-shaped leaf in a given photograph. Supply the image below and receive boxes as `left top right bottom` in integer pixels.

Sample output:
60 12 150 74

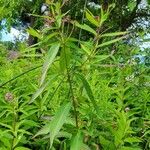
86 9 99 27
42 32 59 44
26 27 41 39
29 75 58 104
59 47 71 73
70 130 83 150
77 73 100 115
40 43 60 86
101 31 127 37
75 22 97 35
97 36 125 48
33 102 71 148
14 147 31 150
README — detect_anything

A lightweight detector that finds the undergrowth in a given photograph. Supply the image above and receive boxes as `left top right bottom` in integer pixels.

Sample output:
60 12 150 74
0 1 149 150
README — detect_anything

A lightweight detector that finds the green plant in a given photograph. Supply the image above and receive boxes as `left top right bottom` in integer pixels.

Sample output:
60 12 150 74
0 1 149 150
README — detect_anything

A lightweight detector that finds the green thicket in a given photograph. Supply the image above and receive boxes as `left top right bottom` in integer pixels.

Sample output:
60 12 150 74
0 1 149 150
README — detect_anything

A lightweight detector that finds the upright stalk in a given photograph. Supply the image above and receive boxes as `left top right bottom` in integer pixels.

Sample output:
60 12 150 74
66 67 78 128
11 102 18 150
62 42 78 128
78 0 88 46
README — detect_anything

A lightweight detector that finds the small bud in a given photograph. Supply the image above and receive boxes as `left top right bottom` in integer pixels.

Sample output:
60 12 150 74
5 92 14 102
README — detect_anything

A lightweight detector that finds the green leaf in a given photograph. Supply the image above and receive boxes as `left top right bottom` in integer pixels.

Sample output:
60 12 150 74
21 120 39 128
56 15 62 28
0 147 7 150
42 32 59 43
0 135 12 149
124 137 141 143
93 55 110 63
70 130 83 150
60 47 71 72
13 134 24 148
80 144 91 150
128 0 136 11
85 9 99 27
30 87 45 104
77 73 100 115
0 123 12 130
75 22 97 35
14 147 31 150
26 27 41 39
121 146 141 150
29 75 58 104
97 36 125 48
101 32 127 37
33 103 71 148
66 41 81 51
40 43 60 86
80 43 91 55
99 135 115 150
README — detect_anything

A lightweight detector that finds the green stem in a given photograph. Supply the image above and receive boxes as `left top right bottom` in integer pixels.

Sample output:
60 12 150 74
11 103 18 150
67 69 78 128
0 65 42 88
63 43 78 128
78 0 88 46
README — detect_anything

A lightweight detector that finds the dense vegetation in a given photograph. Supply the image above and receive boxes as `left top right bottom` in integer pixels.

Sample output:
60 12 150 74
0 0 149 150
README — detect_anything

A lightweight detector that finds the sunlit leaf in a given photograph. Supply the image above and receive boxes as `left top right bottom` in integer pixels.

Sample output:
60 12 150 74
124 137 141 143
97 36 125 48
101 31 127 37
93 55 110 63
75 22 97 35
80 43 91 55
121 146 141 150
128 0 136 11
29 75 58 104
60 47 71 72
26 27 41 39
86 9 99 27
14 147 31 150
70 130 83 150
33 102 71 148
40 43 60 86
42 32 59 43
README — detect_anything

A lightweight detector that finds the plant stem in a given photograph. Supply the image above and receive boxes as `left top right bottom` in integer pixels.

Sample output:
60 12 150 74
78 0 88 46
63 43 78 128
0 65 42 88
11 102 18 149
